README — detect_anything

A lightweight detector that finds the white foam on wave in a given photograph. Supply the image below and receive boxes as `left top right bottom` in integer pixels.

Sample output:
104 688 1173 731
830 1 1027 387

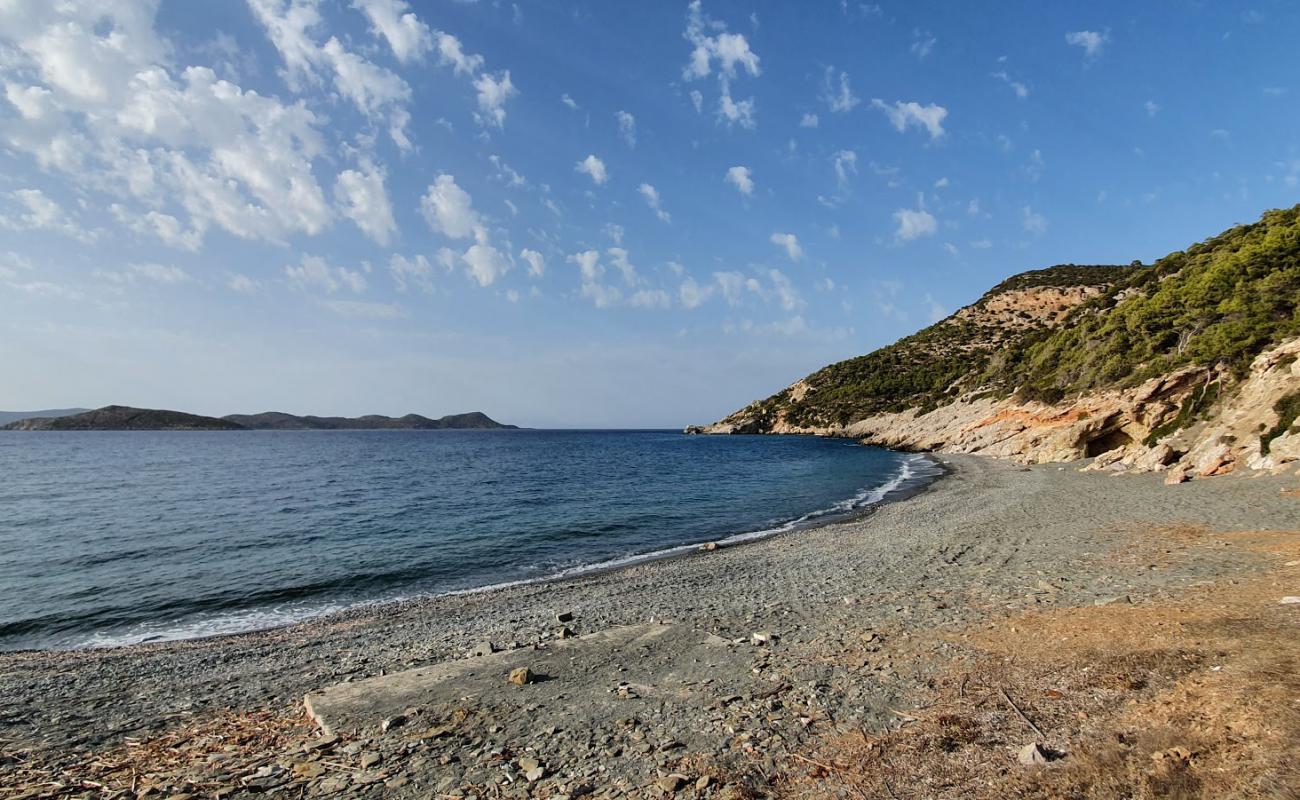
72 452 942 649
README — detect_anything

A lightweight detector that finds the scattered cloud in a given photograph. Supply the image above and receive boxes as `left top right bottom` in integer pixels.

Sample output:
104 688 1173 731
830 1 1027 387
822 67 861 113
893 200 937 242
833 150 858 189
616 110 637 148
389 253 436 293
334 162 396 246
420 174 482 240
800 112 819 128
1022 205 1048 235
910 30 936 59
638 183 670 223
725 165 754 195
561 93 579 109
769 232 803 262
872 99 948 140
576 154 608 185
520 248 545 277
991 70 1029 99
1144 100 1160 117
286 254 367 293
320 299 404 319
353 0 433 63
1065 29 1108 58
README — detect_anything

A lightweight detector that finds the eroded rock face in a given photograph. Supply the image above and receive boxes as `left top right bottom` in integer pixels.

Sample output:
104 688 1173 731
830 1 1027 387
695 338 1300 482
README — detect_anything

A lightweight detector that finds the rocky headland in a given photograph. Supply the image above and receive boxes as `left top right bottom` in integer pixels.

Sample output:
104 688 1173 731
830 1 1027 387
691 205 1300 484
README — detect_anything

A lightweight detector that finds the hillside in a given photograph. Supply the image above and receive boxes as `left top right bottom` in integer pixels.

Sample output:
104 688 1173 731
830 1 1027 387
694 205 1300 481
4 406 244 431
221 411 517 430
0 408 89 426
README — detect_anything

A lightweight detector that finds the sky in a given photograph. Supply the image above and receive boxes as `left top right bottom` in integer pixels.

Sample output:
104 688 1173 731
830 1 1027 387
0 1 1298 428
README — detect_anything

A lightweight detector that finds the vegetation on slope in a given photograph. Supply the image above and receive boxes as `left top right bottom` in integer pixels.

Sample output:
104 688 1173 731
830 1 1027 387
992 205 1300 402
723 205 1300 430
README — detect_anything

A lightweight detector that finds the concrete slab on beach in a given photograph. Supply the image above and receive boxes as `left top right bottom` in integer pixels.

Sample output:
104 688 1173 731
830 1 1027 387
304 622 758 740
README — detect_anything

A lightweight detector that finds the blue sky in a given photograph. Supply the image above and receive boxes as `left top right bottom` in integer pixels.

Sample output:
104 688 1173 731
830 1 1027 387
1 0 1297 427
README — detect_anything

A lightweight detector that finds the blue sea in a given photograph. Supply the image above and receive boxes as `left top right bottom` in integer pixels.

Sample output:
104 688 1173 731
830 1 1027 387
0 430 938 651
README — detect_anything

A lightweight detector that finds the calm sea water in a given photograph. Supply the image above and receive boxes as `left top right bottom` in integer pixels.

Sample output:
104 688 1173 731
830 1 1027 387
0 430 937 651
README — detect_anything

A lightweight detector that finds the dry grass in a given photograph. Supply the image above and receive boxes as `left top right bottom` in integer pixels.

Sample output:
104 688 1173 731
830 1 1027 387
0 707 311 799
780 529 1300 800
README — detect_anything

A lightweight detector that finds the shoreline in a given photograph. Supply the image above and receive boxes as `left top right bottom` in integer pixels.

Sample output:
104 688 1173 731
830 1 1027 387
8 448 945 655
4 453 1300 796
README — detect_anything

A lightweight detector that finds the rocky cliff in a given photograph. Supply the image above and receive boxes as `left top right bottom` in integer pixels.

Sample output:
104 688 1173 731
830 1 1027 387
693 205 1300 482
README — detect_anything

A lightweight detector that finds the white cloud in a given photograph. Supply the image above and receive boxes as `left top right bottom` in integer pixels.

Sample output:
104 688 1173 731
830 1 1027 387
488 154 526 188
473 70 517 128
334 163 396 246
434 31 484 76
833 149 858 189
678 276 712 309
462 242 511 287
628 288 671 309
1065 30 1108 58
1 188 92 241
934 177 950 188
799 112 819 128
616 110 636 148
560 93 579 110
1144 100 1160 117
286 254 367 293
893 205 937 242
228 273 260 292
352 0 433 63
689 90 703 113
389 253 435 293
638 183 670 223
605 247 639 285
580 281 621 308
910 31 936 59
770 232 803 262
717 80 756 128
1022 205 1047 235
520 248 545 277
420 174 482 240
822 67 860 113
111 206 203 252
576 154 608 185
682 1 761 80
970 238 992 249
568 250 603 282
991 70 1029 99
725 165 754 195
871 99 948 139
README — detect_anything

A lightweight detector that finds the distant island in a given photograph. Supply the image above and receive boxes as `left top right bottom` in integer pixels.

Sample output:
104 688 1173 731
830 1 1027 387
1 406 518 431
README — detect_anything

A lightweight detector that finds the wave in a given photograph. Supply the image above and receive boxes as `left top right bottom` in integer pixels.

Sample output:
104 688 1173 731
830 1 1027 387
64 452 942 650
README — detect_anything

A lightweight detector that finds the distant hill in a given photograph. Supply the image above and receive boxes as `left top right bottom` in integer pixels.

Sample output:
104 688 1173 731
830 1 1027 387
0 408 89 426
221 411 517 430
3 406 519 431
4 406 244 431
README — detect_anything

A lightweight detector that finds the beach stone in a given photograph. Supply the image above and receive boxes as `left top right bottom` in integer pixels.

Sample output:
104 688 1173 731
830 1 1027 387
1164 465 1190 485
508 667 535 686
381 714 406 732
306 734 339 751
360 751 382 769
525 766 546 782
696 776 713 790
699 542 718 552
518 756 541 772
1280 596 1300 604
555 611 575 623
558 626 575 639
751 631 775 646
656 773 687 792
1018 743 1049 766
473 642 497 657
293 762 326 779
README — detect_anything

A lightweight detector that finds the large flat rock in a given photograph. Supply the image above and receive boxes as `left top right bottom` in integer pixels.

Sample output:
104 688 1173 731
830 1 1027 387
304 623 755 739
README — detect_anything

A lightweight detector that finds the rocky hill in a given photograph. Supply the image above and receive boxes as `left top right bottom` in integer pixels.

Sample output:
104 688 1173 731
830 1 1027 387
0 408 88 426
4 406 244 431
692 205 1300 482
221 411 517 430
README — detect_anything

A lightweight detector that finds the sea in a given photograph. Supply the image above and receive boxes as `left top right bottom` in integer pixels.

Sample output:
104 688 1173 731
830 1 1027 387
0 429 940 651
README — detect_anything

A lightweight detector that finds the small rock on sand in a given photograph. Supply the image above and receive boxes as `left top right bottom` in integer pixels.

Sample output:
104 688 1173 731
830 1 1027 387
508 667 535 685
1280 596 1300 605
656 774 688 792
555 611 574 623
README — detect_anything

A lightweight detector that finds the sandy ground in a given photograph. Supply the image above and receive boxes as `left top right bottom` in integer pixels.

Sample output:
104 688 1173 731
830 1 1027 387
3 454 1300 798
